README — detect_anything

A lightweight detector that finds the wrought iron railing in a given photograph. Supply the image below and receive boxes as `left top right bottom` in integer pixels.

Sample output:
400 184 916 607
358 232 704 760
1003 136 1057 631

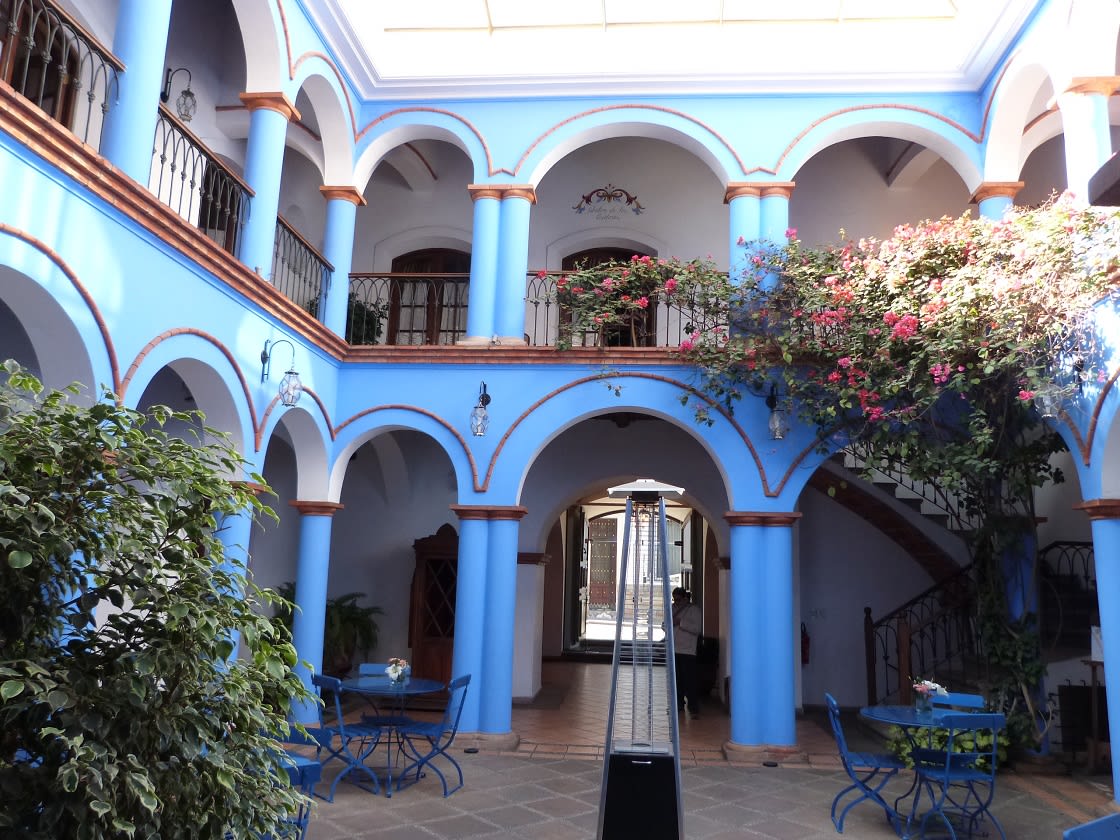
346 273 467 346
864 563 981 706
0 0 122 148
524 271 725 348
148 105 252 257
272 216 331 314
842 444 982 533
1038 540 1096 653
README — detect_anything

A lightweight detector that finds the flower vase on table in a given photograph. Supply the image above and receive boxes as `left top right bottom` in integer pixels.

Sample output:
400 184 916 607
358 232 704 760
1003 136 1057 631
912 678 946 714
386 657 410 685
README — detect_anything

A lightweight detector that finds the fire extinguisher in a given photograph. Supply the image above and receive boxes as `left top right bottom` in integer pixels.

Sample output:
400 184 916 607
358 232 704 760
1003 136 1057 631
801 622 811 666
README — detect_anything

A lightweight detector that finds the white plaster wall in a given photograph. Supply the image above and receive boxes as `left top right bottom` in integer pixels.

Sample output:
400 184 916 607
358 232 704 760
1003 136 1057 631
513 564 545 700
532 137 728 269
797 486 937 708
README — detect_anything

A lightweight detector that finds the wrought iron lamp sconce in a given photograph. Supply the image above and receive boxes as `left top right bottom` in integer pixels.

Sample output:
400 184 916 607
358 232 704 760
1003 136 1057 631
469 382 491 437
161 67 197 122
765 383 790 440
260 339 302 407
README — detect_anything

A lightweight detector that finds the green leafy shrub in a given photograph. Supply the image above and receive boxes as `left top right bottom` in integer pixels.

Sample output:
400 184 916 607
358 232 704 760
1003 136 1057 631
0 361 313 839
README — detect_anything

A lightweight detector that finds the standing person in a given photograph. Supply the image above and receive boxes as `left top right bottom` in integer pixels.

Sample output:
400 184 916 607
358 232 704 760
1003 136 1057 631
671 587 702 720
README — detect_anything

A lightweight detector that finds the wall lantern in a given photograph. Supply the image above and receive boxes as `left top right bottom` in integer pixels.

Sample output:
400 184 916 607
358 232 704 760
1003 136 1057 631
260 339 302 407
469 382 491 437
161 67 197 122
765 383 790 440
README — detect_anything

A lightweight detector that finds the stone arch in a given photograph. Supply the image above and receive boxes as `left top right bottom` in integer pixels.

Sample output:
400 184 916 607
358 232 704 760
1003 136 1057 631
779 110 983 193
353 114 487 192
258 404 332 500
290 63 355 186
230 0 285 91
519 109 739 188
329 407 479 500
984 53 1057 182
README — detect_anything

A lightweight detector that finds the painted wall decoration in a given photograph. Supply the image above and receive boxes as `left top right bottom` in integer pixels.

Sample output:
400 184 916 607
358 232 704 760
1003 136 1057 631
572 184 645 219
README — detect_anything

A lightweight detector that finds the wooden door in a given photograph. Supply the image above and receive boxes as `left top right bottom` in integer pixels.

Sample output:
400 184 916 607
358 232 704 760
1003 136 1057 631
587 516 618 611
389 249 470 345
408 524 459 685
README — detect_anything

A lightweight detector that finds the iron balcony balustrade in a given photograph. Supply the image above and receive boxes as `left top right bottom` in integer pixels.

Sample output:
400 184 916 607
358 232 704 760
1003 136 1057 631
345 270 727 348
274 215 332 317
0 0 122 148
150 105 253 259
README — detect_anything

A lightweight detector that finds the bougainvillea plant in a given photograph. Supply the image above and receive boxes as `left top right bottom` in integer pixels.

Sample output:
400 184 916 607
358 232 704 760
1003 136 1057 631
551 254 729 349
672 194 1120 747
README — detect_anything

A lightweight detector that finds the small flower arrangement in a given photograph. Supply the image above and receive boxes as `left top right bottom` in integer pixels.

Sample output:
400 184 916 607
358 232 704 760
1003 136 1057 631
912 678 947 697
386 657 409 682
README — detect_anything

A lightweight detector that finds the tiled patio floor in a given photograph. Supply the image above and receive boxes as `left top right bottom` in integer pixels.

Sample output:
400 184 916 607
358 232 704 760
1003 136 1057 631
304 660 1117 838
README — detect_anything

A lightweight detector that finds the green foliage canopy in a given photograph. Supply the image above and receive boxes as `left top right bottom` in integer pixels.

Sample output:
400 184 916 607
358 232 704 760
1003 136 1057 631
0 362 314 839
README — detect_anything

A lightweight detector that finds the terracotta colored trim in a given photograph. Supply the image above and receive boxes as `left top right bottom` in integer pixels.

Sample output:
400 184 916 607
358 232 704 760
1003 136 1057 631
289 500 344 516
971 181 1025 204
517 552 550 566
503 186 537 205
468 184 504 202
121 327 259 435
255 385 334 453
724 511 802 526
290 50 361 140
238 91 301 122
320 185 366 206
1023 106 1058 135
335 404 482 491
356 107 495 176
724 183 762 203
1073 499 1120 520
774 104 981 176
0 222 121 396
1066 77 1120 97
506 103 747 178
450 505 528 521
760 182 796 199
0 84 347 363
404 142 438 179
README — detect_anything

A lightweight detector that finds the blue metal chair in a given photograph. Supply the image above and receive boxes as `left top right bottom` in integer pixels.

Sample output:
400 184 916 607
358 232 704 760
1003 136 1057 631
909 711 1007 840
932 691 986 710
356 662 416 727
825 692 908 833
1064 813 1120 838
395 674 471 797
824 692 908 834
310 673 384 801
276 731 322 840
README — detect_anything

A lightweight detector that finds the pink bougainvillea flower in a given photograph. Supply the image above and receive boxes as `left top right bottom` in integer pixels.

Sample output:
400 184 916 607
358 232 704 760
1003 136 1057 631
536 270 548 280
680 338 694 351
637 296 649 309
737 235 746 246
1018 390 1035 401
838 357 852 368
665 278 678 292
785 227 797 239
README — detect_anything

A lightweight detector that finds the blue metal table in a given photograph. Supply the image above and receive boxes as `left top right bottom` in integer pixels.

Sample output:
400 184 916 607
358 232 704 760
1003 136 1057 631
340 675 446 796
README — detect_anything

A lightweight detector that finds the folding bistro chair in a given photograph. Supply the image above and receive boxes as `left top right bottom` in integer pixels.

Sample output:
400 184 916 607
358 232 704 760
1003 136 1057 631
932 692 986 711
310 673 384 801
825 692 908 834
276 727 323 840
909 711 1007 840
357 662 416 727
396 674 471 797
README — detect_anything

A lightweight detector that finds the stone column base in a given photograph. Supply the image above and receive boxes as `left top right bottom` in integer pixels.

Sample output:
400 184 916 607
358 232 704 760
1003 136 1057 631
722 740 803 764
457 730 521 751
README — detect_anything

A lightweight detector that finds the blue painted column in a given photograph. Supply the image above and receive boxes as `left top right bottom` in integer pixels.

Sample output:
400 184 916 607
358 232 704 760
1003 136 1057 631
1076 500 1120 802
493 187 536 343
288 500 343 724
724 511 801 755
972 182 1023 220
450 508 490 733
725 184 761 284
1058 79 1117 201
319 186 365 338
238 93 300 278
480 510 526 735
100 0 172 183
464 186 501 342
759 183 795 245
214 481 266 660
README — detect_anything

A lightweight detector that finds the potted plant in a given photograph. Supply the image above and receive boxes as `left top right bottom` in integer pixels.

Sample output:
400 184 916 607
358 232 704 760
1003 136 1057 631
275 582 383 677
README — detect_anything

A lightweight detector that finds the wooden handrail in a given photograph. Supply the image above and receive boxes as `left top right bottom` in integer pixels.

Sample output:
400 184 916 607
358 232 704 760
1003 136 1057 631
277 215 333 272
156 104 255 197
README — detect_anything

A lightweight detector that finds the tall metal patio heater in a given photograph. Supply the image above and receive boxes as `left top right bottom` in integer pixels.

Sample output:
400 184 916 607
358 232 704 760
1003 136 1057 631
597 478 685 840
